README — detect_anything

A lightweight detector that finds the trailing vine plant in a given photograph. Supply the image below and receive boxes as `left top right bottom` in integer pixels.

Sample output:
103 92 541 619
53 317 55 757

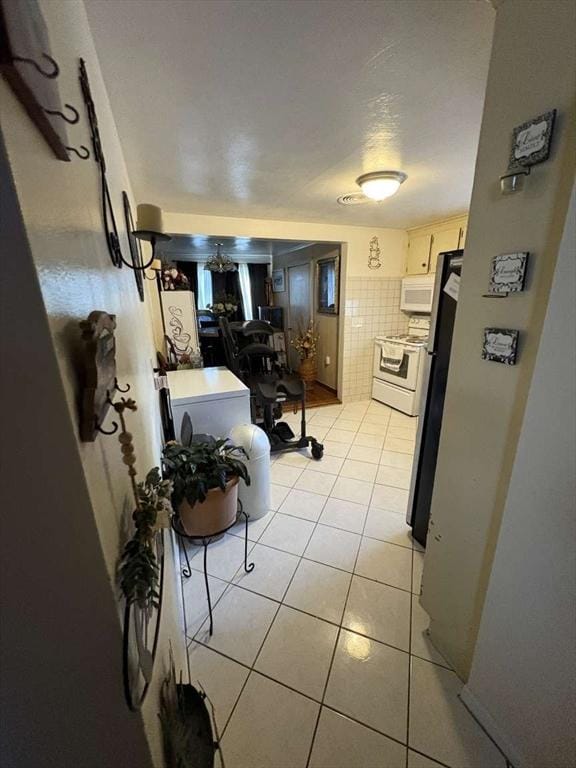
112 397 172 609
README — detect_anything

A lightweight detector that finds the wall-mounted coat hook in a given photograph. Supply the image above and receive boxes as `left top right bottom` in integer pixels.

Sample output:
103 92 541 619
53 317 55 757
114 378 131 393
95 419 119 436
12 52 60 78
44 103 80 124
66 144 90 159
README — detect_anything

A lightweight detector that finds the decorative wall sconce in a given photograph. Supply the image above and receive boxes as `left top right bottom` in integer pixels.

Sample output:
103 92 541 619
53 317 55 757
132 204 171 268
500 109 556 196
500 166 530 195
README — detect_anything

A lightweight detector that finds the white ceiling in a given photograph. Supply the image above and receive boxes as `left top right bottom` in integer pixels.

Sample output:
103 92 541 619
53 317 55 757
86 0 494 229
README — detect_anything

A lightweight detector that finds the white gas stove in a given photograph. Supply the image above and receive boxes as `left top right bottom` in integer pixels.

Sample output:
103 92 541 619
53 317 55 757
372 316 430 416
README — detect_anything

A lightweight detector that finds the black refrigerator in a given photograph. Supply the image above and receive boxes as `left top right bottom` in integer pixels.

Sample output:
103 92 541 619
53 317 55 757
408 249 463 547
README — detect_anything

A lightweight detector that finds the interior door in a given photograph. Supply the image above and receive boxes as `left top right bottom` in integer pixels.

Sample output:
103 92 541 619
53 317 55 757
287 263 311 371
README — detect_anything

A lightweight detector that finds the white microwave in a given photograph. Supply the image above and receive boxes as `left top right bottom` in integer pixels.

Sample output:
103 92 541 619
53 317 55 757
400 274 435 312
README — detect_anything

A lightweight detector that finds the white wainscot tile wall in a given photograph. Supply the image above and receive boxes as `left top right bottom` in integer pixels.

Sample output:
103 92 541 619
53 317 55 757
342 277 408 402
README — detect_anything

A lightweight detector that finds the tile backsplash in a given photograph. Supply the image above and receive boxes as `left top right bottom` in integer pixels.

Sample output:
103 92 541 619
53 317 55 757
342 276 408 401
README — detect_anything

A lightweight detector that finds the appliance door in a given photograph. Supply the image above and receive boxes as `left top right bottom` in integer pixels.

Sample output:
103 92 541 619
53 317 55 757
374 340 420 391
407 250 463 546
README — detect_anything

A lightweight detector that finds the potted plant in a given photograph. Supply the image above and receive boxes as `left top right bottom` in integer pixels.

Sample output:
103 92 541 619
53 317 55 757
162 438 250 537
291 322 320 390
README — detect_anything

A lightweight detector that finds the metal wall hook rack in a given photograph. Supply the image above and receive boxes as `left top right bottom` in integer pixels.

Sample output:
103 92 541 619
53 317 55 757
13 52 59 78
66 144 90 159
44 102 80 124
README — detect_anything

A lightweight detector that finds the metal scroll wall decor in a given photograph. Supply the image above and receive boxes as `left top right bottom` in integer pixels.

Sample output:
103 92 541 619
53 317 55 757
79 59 158 277
0 0 89 160
368 236 382 269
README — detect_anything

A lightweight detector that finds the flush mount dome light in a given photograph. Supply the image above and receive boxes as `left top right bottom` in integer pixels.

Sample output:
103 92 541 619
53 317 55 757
356 171 407 201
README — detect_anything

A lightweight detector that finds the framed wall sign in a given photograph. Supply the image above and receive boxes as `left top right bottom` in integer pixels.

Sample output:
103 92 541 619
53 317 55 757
509 110 556 169
489 252 529 294
272 268 285 293
160 291 199 361
482 328 519 365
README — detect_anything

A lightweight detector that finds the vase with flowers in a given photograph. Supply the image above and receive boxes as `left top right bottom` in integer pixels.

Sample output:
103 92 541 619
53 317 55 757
207 292 239 318
291 322 319 390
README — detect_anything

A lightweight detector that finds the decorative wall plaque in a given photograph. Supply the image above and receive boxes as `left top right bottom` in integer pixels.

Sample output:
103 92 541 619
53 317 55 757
0 0 70 160
489 252 529 294
368 236 382 269
509 110 556 169
482 328 519 365
78 311 117 441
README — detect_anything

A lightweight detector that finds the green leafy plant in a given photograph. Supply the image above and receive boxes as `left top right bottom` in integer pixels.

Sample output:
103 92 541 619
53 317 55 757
119 468 172 609
162 439 250 509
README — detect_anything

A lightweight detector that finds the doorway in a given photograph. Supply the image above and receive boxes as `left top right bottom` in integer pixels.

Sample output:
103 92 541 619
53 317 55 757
286 263 311 372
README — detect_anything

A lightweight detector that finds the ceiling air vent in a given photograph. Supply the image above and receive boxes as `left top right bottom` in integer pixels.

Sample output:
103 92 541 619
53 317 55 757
337 192 369 206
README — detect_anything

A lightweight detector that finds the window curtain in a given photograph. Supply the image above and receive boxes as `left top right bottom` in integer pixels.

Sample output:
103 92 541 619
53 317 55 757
196 262 213 309
238 263 253 321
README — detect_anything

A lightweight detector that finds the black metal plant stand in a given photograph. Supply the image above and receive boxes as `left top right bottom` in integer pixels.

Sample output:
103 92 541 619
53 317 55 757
171 501 255 636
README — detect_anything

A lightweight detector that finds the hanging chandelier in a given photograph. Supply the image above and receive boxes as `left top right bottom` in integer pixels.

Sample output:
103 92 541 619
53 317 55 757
204 242 237 273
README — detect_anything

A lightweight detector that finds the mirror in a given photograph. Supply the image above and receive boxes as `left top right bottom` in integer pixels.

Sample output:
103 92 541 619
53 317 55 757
316 255 340 314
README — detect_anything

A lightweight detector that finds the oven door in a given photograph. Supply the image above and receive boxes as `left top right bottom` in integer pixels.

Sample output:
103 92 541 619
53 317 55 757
373 340 421 391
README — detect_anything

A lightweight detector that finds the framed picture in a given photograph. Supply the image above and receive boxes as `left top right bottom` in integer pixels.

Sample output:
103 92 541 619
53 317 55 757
509 110 556 169
489 252 529 294
482 328 519 365
316 255 340 314
272 268 285 293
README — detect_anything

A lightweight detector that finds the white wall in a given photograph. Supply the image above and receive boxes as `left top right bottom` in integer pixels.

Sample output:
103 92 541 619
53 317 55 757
163 211 408 399
0 129 152 768
421 0 576 677
462 182 576 768
0 1 186 764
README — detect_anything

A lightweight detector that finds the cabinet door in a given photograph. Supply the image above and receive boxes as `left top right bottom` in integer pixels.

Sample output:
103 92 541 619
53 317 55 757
429 228 461 273
458 225 467 249
407 234 432 274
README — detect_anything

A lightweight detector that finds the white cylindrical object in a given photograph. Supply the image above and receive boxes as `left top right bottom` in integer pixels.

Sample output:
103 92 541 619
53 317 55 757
228 424 270 520
136 203 164 233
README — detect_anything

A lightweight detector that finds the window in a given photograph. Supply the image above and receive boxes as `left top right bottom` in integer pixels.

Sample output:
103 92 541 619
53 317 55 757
316 255 339 314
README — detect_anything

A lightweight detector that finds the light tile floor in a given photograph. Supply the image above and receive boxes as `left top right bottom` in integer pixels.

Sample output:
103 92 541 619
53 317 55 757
181 399 508 768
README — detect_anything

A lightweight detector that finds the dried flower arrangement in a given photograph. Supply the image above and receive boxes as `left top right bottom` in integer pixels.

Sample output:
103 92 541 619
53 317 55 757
291 322 319 360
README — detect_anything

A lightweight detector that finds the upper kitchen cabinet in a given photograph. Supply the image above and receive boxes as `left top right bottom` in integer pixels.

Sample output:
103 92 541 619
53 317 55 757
406 216 468 274
429 228 461 273
406 233 432 274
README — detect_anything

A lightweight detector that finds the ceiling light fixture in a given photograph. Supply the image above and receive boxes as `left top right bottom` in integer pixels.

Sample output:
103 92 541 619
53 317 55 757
355 170 407 201
204 242 237 273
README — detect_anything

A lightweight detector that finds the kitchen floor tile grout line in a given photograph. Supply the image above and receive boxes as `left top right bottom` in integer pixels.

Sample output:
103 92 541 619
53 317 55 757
215 501 326 743
304 462 374 768
189 630 450 765
185 528 420 596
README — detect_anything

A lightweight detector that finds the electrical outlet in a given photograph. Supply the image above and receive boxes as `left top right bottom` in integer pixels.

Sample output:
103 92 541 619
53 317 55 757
325 356 331 366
